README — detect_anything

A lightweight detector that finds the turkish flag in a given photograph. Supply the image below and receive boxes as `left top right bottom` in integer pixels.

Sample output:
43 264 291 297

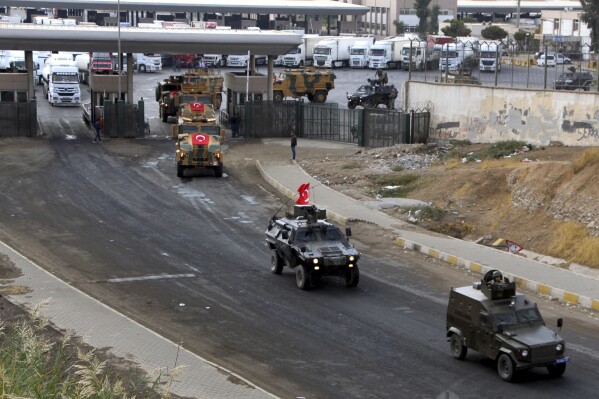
190 102 205 112
296 183 310 205
170 91 178 97
191 134 209 145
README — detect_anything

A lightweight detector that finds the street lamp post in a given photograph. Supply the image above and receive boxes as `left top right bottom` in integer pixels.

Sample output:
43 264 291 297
117 0 121 102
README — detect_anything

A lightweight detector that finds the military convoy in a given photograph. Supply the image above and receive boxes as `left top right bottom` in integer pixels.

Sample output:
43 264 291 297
272 67 336 103
347 83 398 109
265 205 361 290
156 69 223 122
446 270 569 381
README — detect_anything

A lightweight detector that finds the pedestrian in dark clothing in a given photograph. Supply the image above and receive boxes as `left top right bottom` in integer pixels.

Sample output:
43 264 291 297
230 114 238 138
93 120 102 143
290 129 297 160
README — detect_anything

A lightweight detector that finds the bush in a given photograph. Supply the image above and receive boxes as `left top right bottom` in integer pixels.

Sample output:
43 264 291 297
368 173 419 198
572 147 599 173
405 205 446 221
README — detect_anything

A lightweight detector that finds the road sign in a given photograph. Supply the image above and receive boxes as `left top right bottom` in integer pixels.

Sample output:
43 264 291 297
505 240 524 254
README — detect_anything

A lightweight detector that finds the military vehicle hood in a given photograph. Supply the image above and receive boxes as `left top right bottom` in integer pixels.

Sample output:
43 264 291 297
501 324 562 347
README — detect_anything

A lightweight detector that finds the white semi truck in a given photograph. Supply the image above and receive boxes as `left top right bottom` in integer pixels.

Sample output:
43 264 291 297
42 55 81 106
277 34 326 67
479 41 503 72
349 37 376 68
313 36 361 68
439 42 475 73
203 54 224 68
401 41 440 71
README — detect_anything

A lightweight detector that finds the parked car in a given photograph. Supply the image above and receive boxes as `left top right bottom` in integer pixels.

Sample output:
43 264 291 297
537 54 556 67
556 53 572 64
554 70 594 91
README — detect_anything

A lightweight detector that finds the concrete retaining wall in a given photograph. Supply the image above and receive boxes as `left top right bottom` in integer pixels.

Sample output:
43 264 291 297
405 81 599 147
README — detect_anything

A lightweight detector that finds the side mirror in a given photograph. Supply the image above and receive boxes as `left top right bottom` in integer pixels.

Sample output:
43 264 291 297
557 318 563 328
345 227 352 237
281 230 289 240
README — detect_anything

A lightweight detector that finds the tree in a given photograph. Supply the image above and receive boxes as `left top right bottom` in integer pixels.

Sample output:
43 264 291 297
513 29 527 42
580 0 599 51
415 0 431 36
440 20 471 38
393 19 406 35
429 5 440 35
481 25 508 40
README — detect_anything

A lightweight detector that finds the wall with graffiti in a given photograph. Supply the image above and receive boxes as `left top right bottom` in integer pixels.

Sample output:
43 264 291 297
405 81 599 146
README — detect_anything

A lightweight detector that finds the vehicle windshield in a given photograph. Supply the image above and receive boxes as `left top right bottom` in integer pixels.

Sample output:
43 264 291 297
287 48 301 55
440 51 458 58
52 73 78 83
480 51 496 59
313 47 331 55
351 48 365 55
493 308 542 328
294 226 345 242
369 49 385 56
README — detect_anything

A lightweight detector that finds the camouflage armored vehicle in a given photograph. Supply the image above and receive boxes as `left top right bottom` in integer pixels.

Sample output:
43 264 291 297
273 67 336 103
347 83 398 109
175 125 223 178
172 102 219 139
265 205 360 290
446 270 569 382
157 70 224 121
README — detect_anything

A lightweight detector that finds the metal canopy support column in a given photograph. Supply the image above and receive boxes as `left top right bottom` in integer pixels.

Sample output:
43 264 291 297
267 55 273 100
25 50 34 100
126 53 133 103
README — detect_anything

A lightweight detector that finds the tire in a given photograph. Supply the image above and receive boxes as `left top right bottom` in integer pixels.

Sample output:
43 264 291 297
161 107 168 123
273 91 284 101
307 93 314 102
296 264 311 290
345 265 359 287
214 163 223 178
270 250 284 274
450 334 467 360
299 60 304 67
497 353 516 382
139 64 147 73
348 102 356 109
313 91 327 103
176 164 185 178
547 363 566 378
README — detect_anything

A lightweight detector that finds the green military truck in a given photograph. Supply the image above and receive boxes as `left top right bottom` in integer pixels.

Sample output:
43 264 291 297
273 67 336 103
446 269 569 382
175 127 224 178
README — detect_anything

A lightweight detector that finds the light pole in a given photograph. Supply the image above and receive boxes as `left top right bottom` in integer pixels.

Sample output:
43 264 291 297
117 0 121 102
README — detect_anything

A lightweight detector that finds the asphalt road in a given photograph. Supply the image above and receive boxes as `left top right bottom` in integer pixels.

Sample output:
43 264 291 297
0 71 598 398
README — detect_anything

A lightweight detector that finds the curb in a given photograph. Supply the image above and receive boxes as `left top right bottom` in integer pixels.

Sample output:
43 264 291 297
394 236 599 312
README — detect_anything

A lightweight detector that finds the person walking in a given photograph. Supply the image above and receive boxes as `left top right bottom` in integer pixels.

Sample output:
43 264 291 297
93 119 102 143
290 129 297 161
230 114 239 138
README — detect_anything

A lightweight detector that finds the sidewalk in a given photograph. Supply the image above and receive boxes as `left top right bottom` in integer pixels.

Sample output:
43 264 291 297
0 240 277 399
256 141 599 312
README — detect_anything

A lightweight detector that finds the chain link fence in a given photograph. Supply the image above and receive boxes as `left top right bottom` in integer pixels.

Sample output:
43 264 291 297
404 38 599 91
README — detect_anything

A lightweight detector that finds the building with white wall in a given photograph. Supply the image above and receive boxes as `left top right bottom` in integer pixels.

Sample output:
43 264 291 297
541 9 592 59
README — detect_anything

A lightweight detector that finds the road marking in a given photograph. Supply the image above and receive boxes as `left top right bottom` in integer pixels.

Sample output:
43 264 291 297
105 273 196 283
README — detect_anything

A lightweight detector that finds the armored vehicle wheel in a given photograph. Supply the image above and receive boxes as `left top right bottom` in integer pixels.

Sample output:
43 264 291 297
313 91 327 103
296 265 312 290
547 363 566 378
155 86 161 102
273 91 284 101
345 266 359 287
449 334 467 360
177 164 185 178
139 64 147 73
348 102 356 109
307 93 314 102
160 107 168 123
497 353 516 382
270 250 284 274
215 164 223 178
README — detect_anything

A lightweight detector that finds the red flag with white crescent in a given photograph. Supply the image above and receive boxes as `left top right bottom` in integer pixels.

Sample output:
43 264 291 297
192 134 209 145
190 102 205 112
296 183 310 205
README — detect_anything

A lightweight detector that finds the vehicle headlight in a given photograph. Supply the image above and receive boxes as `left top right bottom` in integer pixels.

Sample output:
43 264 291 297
349 255 355 261
314 265 320 270
521 349 529 358
313 258 319 265
556 343 564 352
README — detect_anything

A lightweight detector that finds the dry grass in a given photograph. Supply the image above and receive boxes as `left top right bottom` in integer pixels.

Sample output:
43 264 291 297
572 147 599 173
477 157 521 170
547 222 599 268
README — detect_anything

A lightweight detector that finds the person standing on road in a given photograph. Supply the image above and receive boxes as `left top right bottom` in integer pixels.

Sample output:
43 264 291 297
230 114 239 138
290 129 297 161
93 119 102 143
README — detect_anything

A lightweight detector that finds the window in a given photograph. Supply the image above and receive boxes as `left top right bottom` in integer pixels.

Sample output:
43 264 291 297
574 19 579 32
554 18 560 32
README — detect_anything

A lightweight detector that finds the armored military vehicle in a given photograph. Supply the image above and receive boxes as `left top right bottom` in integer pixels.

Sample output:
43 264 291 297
175 125 223 178
265 205 360 290
446 270 569 382
172 102 219 139
347 83 398 109
272 67 336 103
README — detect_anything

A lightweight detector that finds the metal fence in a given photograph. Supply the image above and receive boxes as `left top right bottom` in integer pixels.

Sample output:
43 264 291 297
404 38 599 91
0 101 36 137
243 100 430 147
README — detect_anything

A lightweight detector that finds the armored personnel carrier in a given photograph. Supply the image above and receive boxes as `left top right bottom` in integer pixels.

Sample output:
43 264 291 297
265 205 360 290
347 83 398 109
175 125 223 178
172 102 219 139
446 270 569 382
272 67 336 103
